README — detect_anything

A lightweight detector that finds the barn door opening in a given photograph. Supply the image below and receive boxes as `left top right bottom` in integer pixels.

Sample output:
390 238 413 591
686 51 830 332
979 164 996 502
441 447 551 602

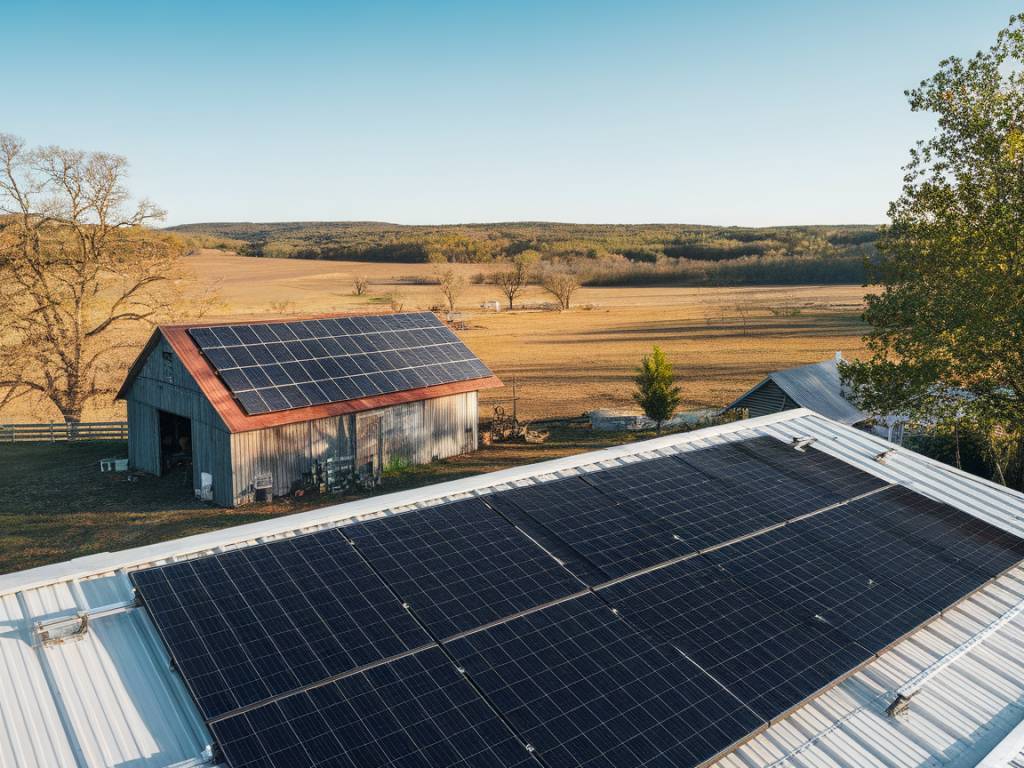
158 410 192 474
356 413 382 484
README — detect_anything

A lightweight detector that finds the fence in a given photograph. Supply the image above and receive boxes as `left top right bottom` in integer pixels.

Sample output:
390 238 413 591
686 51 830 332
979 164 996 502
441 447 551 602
0 421 128 443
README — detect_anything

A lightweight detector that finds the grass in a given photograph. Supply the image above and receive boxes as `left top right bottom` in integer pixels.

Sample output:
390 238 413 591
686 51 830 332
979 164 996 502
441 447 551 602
0 423 662 575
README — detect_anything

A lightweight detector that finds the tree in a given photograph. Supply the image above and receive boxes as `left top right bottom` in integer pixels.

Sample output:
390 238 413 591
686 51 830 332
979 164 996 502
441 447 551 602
540 261 583 310
435 266 465 312
352 275 369 296
840 15 1024 487
0 134 200 424
633 346 681 435
492 250 538 309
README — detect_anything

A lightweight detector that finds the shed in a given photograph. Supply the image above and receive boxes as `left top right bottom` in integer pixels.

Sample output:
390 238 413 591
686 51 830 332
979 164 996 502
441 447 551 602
116 311 501 506
725 353 868 425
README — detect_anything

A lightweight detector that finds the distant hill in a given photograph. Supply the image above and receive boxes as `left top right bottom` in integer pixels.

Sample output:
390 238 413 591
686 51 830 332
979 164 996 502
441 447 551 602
169 221 881 286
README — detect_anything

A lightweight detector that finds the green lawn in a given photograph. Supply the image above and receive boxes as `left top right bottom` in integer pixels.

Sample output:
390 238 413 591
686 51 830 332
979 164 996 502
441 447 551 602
0 423 657 575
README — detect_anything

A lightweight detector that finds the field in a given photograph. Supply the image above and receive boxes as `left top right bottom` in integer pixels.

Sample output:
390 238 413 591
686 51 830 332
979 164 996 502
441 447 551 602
0 249 872 574
3 249 869 422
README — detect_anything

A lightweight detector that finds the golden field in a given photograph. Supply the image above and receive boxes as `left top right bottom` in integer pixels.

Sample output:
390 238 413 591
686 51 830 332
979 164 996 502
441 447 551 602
4 250 872 422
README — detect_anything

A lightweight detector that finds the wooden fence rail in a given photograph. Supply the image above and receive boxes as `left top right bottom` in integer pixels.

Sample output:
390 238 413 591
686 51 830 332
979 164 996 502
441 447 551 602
0 421 128 443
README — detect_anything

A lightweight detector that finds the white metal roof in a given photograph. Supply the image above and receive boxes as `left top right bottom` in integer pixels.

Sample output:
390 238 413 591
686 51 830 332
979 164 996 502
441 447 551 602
2 408 1024 768
729 358 868 425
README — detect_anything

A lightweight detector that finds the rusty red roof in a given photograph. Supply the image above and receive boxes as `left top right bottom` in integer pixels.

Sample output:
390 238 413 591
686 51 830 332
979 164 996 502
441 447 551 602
117 312 502 433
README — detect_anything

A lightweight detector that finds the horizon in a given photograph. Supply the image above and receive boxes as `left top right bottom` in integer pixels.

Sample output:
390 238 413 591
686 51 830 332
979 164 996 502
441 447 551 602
5 1 1020 227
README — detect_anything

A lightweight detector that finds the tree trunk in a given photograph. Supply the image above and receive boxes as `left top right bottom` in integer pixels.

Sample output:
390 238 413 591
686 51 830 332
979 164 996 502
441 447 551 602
61 408 83 440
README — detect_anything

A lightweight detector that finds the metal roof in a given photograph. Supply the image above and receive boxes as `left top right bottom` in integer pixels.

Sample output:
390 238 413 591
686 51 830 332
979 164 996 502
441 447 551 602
116 313 501 433
729 358 868 425
2 409 1023 768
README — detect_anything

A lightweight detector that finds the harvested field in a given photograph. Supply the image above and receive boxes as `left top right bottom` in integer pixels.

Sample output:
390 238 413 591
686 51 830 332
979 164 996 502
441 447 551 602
2 250 871 422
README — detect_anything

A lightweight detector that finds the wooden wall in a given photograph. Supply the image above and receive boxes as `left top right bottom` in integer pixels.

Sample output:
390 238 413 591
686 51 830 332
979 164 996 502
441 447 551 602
123 336 234 506
229 391 478 506
731 379 800 418
230 415 354 505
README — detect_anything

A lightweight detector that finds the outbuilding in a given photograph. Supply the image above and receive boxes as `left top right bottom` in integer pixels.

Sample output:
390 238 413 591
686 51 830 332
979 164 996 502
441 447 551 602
725 353 869 425
116 311 501 506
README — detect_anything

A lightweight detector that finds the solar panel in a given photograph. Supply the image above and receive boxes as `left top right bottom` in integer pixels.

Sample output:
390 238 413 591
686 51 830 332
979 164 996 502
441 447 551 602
484 477 690 583
210 647 538 768
852 486 1024 576
344 498 585 638
598 556 872 722
701 524 938 654
188 312 493 415
582 454 820 552
443 593 763 768
130 529 430 720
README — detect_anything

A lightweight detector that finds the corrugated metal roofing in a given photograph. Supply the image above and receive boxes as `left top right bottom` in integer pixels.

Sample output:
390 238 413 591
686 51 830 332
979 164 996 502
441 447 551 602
730 358 868 425
1 408 1023 768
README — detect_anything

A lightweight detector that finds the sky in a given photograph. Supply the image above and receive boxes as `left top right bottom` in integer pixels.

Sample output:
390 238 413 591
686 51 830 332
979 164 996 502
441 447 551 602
2 1 1020 227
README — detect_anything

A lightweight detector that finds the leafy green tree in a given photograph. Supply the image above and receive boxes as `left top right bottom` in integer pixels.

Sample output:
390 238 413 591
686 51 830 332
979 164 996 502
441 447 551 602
633 346 681 435
841 15 1024 487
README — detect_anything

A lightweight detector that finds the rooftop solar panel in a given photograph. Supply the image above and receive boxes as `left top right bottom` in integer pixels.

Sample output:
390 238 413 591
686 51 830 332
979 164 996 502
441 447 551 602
795 493 1006 616
443 593 763 768
210 647 538 768
701 523 938 654
484 477 690 583
344 498 585 638
188 312 493 415
130 530 431 720
598 556 872 722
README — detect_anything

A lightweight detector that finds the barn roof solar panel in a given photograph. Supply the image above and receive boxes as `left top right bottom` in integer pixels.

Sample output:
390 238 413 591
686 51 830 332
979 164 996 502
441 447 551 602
187 311 493 415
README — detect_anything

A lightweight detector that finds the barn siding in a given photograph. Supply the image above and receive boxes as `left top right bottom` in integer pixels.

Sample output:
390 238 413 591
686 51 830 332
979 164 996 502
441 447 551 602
123 336 234 504
731 379 800 418
230 415 354 506
229 391 478 506
126 399 160 474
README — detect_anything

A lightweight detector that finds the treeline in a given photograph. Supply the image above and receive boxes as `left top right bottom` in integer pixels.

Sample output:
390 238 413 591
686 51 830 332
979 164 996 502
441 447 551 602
169 221 881 285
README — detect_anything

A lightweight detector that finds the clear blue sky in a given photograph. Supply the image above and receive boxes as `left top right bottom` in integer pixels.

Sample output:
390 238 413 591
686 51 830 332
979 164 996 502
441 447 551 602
3 1 1018 226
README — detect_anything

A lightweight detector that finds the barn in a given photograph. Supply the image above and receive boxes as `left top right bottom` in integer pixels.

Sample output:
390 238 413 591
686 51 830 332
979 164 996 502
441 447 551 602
116 311 501 506
725 353 869 425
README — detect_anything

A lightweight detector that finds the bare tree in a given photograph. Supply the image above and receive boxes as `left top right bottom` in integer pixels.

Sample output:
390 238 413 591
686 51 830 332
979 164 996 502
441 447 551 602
352 275 369 296
492 251 538 310
540 262 583 310
0 134 205 424
435 266 465 312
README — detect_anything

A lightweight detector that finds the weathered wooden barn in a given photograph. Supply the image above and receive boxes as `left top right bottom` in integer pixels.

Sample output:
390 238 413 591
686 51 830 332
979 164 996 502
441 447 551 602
724 354 867 424
117 311 501 506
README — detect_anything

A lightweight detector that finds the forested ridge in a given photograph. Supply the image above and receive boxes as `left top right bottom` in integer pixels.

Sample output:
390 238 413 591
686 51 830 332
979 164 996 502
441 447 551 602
170 221 880 285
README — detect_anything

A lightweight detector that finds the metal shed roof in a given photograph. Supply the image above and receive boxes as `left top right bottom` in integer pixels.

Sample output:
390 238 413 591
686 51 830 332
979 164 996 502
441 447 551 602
2 409 1023 768
729 358 868 425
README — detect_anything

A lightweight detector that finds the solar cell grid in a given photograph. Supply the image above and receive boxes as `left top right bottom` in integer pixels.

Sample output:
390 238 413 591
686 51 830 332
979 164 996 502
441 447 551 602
672 441 843 517
188 312 492 415
855 486 1024 577
598 556 872 722
583 456 807 553
130 530 430 720
210 647 538 768
796 495 1002 615
344 498 585 638
700 522 939 654
484 476 690 583
443 593 763 768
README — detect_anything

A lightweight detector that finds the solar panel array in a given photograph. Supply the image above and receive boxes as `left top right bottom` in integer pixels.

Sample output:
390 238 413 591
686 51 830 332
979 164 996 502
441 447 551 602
187 312 493 415
132 436 1024 767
